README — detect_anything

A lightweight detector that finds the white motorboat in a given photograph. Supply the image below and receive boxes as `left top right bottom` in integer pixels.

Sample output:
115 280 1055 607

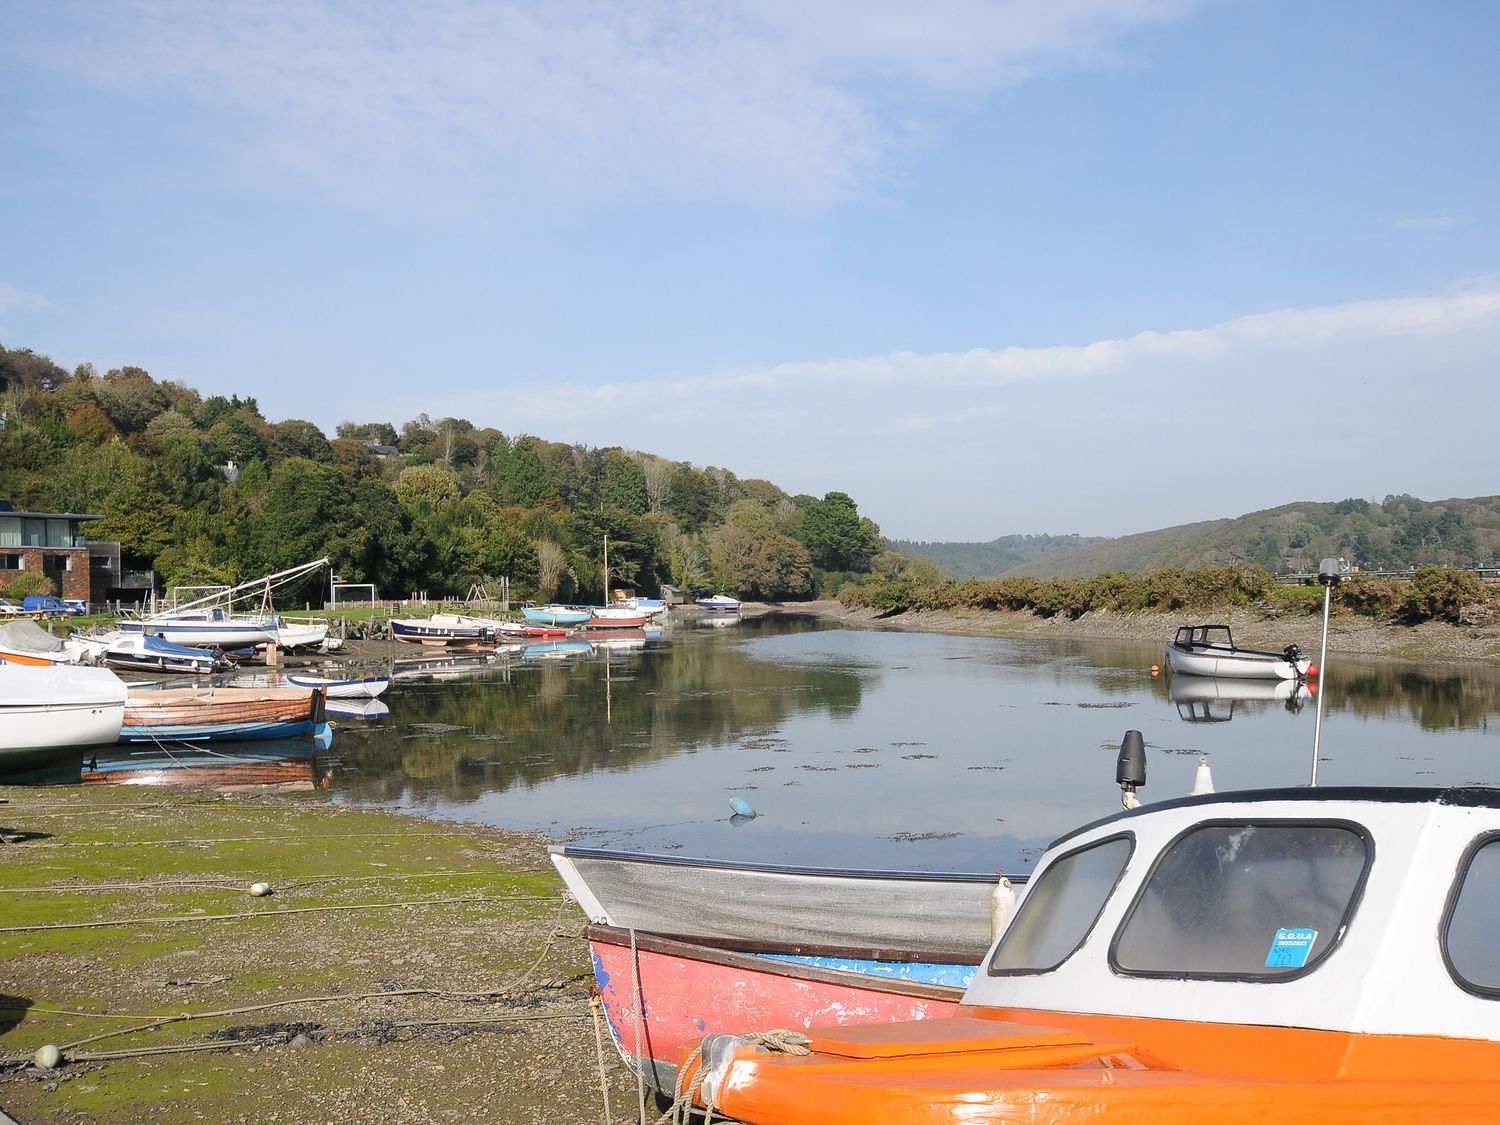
0 663 128 770
1165 623 1310 680
284 672 389 699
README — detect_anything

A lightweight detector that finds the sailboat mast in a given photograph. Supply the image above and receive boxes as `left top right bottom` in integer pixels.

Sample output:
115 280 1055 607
603 534 609 602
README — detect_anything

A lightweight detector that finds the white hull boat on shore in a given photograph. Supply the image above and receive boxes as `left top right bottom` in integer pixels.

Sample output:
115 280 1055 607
0 663 128 769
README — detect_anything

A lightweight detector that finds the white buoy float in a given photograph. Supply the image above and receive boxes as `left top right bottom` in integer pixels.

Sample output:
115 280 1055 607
1190 756 1215 796
34 1044 62 1069
249 882 273 897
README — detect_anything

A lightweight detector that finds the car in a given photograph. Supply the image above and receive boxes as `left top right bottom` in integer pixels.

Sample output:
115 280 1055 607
20 595 85 616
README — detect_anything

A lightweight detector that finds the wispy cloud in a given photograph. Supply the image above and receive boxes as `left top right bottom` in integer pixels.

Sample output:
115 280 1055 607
10 0 1204 212
1393 211 1466 232
0 282 47 316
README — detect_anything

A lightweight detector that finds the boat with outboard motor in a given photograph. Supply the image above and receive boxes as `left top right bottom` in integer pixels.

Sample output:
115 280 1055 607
102 632 226 675
1165 623 1310 680
670 731 1500 1124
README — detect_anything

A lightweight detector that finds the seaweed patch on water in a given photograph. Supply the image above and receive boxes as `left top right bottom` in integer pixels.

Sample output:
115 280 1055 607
797 765 837 772
1078 702 1134 709
886 832 960 843
966 765 1006 771
749 766 776 772
740 737 789 750
901 753 937 760
891 741 926 747
844 763 879 769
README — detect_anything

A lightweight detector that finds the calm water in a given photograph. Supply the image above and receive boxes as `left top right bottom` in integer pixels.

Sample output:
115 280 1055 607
324 615 1500 876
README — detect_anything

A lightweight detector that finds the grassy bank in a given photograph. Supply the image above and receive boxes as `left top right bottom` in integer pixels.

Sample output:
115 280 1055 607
0 787 632 1124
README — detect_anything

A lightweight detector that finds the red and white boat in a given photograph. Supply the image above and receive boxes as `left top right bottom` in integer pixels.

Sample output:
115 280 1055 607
585 606 650 629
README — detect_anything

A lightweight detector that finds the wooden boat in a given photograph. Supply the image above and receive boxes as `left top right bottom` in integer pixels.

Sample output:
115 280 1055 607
389 617 489 647
120 686 327 743
552 846 1011 960
0 664 128 771
284 672 389 698
521 605 593 627
118 606 279 648
1165 624 1310 680
103 632 224 675
585 606 650 629
696 594 741 611
586 924 972 1096
674 740 1500 1123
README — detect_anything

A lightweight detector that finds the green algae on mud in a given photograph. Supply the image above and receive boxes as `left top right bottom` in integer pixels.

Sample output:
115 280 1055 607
0 786 631 1124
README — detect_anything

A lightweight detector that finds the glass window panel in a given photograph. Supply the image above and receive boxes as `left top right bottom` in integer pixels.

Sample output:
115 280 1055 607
989 836 1132 973
0 518 19 547
22 519 44 546
1114 823 1367 978
1445 838 1500 995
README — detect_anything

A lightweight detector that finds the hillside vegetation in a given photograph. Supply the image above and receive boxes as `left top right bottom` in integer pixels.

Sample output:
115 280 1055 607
0 344 881 603
895 497 1500 579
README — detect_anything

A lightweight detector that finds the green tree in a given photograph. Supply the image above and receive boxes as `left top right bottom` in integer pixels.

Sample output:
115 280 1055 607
798 491 880 572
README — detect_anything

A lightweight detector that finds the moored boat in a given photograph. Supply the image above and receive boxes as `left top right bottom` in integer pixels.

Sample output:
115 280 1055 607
103 632 225 675
118 606 279 648
552 846 1011 960
0 663 128 771
0 618 92 666
389 617 489 647
1165 623 1310 680
696 593 741 611
586 924 971 1096
585 606 650 629
120 686 327 743
520 605 593 627
674 735 1500 1124
272 616 330 650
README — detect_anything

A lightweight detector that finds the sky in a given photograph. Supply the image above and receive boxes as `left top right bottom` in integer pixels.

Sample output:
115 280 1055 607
2 0 1498 542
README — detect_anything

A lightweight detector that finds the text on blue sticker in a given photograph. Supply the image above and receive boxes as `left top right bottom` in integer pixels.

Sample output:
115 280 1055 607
1265 927 1319 969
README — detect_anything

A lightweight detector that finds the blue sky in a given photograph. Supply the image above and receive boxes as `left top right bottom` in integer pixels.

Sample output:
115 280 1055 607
2 0 1497 540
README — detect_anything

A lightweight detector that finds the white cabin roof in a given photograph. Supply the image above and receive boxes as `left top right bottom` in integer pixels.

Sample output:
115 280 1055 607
965 787 1500 1042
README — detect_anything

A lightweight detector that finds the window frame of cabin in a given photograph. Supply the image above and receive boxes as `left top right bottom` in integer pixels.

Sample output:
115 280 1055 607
986 832 1135 977
1107 817 1373 983
1440 831 1500 1000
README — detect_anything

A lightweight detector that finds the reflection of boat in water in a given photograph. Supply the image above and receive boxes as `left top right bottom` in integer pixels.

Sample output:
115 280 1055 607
390 653 494 681
523 640 594 659
1166 624 1309 680
325 696 390 720
589 629 647 652
80 741 330 789
696 612 742 628
1168 673 1312 722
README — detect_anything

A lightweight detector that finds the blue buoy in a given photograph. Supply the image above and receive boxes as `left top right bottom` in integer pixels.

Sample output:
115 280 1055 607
728 796 757 819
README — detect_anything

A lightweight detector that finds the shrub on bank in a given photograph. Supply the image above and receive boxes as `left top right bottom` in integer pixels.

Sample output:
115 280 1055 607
842 562 1497 627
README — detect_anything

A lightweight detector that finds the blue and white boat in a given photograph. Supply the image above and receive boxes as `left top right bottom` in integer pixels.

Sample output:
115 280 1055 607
696 594 741 611
390 618 489 647
103 632 226 675
521 605 593 627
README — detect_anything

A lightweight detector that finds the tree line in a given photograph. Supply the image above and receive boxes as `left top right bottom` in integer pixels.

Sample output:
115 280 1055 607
0 345 882 603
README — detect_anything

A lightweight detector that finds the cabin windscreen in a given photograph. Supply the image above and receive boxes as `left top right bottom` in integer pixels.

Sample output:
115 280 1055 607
988 836 1133 974
1443 835 1500 998
1111 821 1368 979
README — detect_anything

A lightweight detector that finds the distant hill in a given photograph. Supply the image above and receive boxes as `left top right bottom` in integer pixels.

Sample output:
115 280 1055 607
893 495 1500 579
886 534 1109 578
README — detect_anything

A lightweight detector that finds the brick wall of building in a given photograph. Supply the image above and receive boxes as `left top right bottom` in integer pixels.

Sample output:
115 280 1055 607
0 547 92 601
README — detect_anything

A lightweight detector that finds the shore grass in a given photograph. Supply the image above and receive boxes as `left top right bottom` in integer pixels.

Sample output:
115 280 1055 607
0 786 630 1124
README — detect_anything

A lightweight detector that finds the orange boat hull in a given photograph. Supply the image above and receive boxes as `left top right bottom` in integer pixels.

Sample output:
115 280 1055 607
689 1008 1500 1124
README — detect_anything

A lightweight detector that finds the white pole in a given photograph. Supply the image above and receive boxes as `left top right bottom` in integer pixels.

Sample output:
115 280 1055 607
1310 557 1340 787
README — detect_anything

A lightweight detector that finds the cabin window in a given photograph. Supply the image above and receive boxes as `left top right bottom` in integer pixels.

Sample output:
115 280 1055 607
988 835 1133 974
1111 821 1369 980
1443 835 1500 997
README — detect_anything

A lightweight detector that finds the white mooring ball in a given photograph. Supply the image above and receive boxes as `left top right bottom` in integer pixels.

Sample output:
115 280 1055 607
34 1044 62 1069
249 882 273 897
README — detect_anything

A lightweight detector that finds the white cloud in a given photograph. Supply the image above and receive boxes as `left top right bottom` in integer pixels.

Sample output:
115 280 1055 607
0 282 47 316
11 0 1204 211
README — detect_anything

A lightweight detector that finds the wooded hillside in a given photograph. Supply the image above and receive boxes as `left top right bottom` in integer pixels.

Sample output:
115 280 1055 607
0 344 881 603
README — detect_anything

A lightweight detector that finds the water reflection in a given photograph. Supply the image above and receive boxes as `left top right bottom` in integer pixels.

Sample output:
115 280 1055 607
1167 674 1312 723
323 616 1500 873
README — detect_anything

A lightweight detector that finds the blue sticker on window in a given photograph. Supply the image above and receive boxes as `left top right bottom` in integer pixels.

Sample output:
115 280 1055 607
1265 928 1319 969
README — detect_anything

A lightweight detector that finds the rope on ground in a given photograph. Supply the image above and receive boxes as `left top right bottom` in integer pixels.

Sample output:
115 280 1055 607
21 831 447 847
0 1009 589 1069
0 892 543 934
589 994 614 1125
0 873 550 895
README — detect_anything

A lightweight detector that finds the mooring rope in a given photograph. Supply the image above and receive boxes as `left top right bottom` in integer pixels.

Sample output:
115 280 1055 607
589 994 614 1125
653 1028 812 1125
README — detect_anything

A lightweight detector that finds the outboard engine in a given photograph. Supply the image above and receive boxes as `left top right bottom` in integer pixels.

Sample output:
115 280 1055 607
1117 729 1147 810
1283 643 1302 664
